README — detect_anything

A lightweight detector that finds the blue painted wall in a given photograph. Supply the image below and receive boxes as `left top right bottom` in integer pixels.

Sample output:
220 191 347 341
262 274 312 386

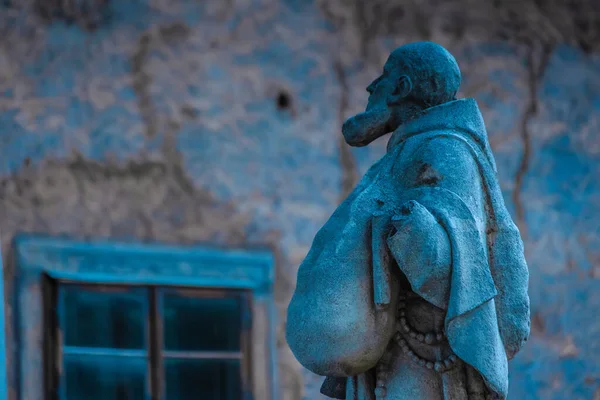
0 1 599 399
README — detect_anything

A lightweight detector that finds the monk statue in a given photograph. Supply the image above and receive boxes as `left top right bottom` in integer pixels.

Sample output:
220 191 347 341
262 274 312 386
286 42 530 400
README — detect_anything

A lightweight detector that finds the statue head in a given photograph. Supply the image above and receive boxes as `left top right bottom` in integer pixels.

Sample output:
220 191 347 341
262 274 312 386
342 42 462 147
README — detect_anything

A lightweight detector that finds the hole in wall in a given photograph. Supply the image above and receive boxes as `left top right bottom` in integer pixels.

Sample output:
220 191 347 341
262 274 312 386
276 91 291 111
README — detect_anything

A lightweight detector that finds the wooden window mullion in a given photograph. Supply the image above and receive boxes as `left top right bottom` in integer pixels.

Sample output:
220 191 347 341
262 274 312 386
148 287 163 400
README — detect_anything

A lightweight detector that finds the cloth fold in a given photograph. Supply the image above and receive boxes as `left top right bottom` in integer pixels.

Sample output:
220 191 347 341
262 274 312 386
315 99 529 399
389 186 506 397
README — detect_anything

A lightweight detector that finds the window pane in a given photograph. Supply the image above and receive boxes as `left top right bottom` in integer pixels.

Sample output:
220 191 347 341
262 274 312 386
162 290 243 351
63 354 147 400
165 358 241 400
61 285 147 349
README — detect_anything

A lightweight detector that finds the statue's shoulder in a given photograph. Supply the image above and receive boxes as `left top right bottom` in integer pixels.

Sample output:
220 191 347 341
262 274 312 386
388 130 482 191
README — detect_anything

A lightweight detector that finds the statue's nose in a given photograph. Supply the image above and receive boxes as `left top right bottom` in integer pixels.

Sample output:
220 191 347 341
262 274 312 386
366 82 377 94
367 75 383 94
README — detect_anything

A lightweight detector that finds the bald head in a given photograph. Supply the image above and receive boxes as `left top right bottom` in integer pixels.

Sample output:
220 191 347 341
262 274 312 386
386 42 461 108
342 42 462 147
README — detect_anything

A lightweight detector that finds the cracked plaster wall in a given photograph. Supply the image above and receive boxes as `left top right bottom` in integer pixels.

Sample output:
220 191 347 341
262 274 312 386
0 0 599 399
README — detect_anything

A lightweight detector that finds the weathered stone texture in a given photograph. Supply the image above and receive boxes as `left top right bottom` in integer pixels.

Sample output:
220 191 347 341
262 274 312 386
0 0 599 399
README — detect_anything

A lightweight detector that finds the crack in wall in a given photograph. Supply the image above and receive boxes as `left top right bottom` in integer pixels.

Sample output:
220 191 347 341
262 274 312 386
161 119 196 195
130 22 191 140
334 59 358 201
512 44 553 235
127 23 251 238
131 32 156 139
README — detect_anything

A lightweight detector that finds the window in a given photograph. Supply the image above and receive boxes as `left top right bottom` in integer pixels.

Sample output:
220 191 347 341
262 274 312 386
12 236 277 400
54 283 251 400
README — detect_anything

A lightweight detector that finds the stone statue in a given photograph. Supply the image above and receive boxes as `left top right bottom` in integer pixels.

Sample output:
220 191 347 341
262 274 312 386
286 42 530 400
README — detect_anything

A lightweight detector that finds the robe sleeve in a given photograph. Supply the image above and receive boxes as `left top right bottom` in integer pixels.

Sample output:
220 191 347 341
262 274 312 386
386 135 488 310
387 200 452 309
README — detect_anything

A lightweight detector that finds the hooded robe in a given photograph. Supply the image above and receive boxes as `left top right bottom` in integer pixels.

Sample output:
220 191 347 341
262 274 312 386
286 98 530 400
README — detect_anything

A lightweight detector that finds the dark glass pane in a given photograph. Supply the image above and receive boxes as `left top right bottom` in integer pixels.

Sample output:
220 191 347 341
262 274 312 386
61 285 147 349
63 354 147 400
162 291 243 351
165 358 241 400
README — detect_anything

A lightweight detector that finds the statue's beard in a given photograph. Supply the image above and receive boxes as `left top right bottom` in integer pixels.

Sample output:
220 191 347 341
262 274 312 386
342 107 394 147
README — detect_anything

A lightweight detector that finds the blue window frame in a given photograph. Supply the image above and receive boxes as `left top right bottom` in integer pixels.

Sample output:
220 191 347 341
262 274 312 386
11 235 277 400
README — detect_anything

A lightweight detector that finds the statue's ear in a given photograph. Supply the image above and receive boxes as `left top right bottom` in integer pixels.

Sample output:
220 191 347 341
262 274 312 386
387 75 412 106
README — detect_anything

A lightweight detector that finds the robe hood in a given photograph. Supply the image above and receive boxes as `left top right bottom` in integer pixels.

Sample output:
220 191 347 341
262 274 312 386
387 98 497 173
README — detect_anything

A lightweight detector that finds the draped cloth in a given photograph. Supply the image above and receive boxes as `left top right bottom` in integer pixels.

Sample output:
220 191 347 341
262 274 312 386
291 99 529 400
